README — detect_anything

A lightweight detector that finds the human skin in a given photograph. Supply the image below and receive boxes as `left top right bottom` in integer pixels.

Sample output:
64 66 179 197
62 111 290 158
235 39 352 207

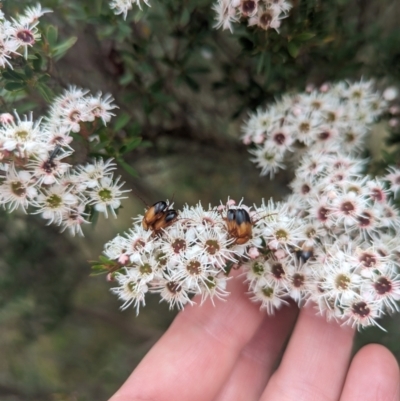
109 270 400 401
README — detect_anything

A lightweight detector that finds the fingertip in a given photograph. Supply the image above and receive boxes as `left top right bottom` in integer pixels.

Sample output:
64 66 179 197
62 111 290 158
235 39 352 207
354 343 400 384
341 343 400 401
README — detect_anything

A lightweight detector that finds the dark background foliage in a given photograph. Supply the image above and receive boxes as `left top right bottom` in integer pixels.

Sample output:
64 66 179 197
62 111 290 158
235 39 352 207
0 0 399 399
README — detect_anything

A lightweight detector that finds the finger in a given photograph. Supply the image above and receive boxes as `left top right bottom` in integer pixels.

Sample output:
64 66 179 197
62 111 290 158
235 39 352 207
214 303 299 401
340 343 400 401
109 272 265 401
261 305 355 401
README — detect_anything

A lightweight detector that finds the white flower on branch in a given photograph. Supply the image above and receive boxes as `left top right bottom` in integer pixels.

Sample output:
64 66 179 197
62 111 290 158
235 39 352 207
213 0 292 32
0 88 127 235
109 0 151 19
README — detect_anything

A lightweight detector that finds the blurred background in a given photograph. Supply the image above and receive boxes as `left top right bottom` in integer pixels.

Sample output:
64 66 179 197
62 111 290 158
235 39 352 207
1 0 400 399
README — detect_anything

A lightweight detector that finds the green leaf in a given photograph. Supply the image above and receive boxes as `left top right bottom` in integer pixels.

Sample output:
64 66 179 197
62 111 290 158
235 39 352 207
46 25 58 46
119 72 134 86
134 9 145 22
17 101 38 114
183 75 200 92
24 65 33 79
185 66 211 74
256 53 265 75
114 113 131 131
38 74 50 83
5 82 25 91
37 83 55 102
120 137 142 154
287 42 300 58
129 122 142 136
91 264 109 272
99 25 116 38
89 140 109 154
32 53 43 72
51 37 78 60
2 69 24 81
179 8 191 26
98 255 112 263
295 32 316 41
117 158 138 177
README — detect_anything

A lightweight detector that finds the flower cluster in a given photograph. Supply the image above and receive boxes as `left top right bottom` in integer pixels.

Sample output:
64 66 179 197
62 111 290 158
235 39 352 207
0 87 129 235
238 80 400 329
109 0 151 19
242 80 388 177
105 201 244 314
105 178 400 330
0 3 51 68
244 154 400 330
213 0 292 32
104 79 400 331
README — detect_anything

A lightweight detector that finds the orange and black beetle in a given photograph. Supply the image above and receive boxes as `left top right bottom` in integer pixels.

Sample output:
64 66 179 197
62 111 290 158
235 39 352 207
226 208 253 245
142 201 178 233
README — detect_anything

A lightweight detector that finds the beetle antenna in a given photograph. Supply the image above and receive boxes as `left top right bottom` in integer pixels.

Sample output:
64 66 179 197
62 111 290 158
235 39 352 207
169 192 176 208
131 187 148 207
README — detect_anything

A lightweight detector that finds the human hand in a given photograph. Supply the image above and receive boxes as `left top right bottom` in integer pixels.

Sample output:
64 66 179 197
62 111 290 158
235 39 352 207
109 271 400 401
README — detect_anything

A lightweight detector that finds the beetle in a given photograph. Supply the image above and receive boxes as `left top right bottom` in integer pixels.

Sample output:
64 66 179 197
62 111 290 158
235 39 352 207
296 246 314 263
226 208 253 245
142 201 178 233
43 145 62 174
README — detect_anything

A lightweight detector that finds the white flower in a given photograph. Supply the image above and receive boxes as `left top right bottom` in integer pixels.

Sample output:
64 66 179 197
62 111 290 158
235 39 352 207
77 159 117 189
89 176 130 218
109 0 151 19
125 224 155 262
59 101 90 132
361 271 400 313
263 216 305 252
244 256 266 281
60 204 90 236
322 262 361 305
200 274 230 305
87 93 117 125
248 7 283 32
18 4 52 25
180 201 223 231
0 113 46 156
213 0 291 33
130 253 162 283
342 297 383 330
286 258 309 305
43 125 73 148
172 255 218 292
353 247 388 277
152 274 193 310
212 0 237 32
9 21 41 59
251 279 289 314
249 145 285 178
192 225 236 269
104 234 132 262
111 268 149 314
159 224 195 264
385 167 400 197
28 149 71 185
34 185 78 225
332 191 366 227
0 165 37 212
